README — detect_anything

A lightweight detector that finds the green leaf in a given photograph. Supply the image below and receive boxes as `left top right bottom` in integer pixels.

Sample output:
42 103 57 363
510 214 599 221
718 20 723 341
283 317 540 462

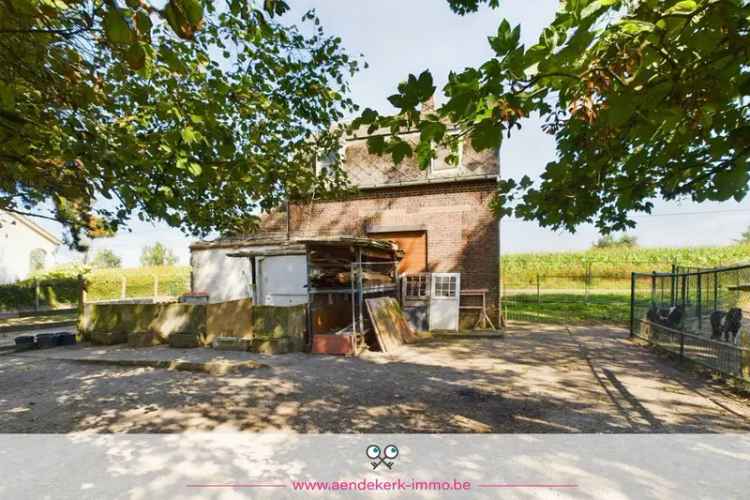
181 126 198 144
180 0 204 27
714 166 748 199
488 20 521 56
366 135 386 155
135 11 153 38
126 43 147 70
619 20 655 35
667 0 698 14
470 120 503 151
103 9 134 45
0 82 15 110
389 140 412 164
187 162 202 176
419 120 447 143
606 93 634 127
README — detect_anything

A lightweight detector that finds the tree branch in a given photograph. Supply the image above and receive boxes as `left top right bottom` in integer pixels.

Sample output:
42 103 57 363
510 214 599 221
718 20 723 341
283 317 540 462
0 207 61 223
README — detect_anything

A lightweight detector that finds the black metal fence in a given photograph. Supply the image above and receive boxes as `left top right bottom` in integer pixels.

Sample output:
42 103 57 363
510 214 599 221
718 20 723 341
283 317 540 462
630 265 750 382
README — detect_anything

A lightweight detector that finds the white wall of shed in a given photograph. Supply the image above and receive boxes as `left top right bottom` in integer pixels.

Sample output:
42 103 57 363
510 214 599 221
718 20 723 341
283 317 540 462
191 247 259 303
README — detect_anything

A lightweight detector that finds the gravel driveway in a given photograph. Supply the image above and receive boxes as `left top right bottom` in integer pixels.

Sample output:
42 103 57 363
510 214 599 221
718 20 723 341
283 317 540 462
0 324 748 433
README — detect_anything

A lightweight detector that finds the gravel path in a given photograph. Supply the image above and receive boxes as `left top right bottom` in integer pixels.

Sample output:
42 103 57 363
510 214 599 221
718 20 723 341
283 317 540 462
0 324 748 433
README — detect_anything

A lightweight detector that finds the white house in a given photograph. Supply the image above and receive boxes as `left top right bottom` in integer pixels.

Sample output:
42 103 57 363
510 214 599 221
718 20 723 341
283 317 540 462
0 210 62 284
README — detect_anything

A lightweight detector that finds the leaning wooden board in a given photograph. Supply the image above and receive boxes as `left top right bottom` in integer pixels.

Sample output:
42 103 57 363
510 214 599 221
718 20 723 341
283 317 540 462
365 297 418 352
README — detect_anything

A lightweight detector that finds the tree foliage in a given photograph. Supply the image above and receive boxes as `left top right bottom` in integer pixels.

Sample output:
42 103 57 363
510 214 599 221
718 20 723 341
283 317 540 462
1 0 360 248
140 242 177 266
90 248 122 268
354 0 750 233
593 233 638 249
737 224 750 243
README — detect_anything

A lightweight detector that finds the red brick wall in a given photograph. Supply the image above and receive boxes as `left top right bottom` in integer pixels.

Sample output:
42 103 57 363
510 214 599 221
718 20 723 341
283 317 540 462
275 179 500 325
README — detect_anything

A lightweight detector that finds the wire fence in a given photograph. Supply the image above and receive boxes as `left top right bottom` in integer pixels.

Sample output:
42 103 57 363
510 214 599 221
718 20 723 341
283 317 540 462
630 265 750 382
502 259 677 324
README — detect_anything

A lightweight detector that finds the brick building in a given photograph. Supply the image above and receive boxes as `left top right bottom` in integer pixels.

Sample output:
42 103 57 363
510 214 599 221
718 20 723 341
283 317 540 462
191 118 501 328
254 126 501 325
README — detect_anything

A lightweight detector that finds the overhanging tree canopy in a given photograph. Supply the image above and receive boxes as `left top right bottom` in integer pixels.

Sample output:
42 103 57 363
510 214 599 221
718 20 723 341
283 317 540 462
1 0 360 247
354 0 750 233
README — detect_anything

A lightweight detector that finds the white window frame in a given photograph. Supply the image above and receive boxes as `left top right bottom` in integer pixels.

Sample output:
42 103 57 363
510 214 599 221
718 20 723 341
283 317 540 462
315 143 347 176
429 133 463 174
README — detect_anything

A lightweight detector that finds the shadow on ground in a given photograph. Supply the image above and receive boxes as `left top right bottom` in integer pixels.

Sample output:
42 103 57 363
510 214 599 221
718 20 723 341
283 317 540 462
0 323 748 433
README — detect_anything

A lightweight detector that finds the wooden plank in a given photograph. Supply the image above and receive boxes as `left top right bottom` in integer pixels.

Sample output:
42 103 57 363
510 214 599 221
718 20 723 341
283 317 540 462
365 297 418 351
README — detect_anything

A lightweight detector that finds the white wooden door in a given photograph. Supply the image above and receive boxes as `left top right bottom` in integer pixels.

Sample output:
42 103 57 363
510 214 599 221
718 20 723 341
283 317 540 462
429 273 460 331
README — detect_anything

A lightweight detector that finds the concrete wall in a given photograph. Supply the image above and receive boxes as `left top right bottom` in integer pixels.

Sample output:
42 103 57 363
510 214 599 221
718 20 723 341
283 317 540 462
0 211 60 284
206 300 254 341
79 299 253 345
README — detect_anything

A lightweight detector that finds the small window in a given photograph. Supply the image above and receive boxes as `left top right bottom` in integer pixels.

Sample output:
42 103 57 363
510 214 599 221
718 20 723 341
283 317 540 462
315 144 346 175
431 134 463 173
433 275 457 298
404 274 429 299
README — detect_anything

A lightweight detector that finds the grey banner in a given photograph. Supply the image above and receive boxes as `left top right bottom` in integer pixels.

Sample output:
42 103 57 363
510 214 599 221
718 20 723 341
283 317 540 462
0 434 748 499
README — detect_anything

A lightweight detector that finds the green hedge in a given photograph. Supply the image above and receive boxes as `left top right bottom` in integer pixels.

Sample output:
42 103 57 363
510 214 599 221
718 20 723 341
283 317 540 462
0 277 80 311
1 266 191 311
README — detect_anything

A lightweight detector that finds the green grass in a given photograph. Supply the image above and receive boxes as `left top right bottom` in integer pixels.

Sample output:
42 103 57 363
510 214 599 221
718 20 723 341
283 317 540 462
502 243 750 325
86 266 191 301
503 242 750 287
503 293 634 324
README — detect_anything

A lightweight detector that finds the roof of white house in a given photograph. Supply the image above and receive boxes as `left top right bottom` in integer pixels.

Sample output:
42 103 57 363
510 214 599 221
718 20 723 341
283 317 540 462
1 210 62 246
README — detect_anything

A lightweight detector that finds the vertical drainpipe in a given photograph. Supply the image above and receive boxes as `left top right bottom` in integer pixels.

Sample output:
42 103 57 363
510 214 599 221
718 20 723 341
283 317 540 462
496 143 505 329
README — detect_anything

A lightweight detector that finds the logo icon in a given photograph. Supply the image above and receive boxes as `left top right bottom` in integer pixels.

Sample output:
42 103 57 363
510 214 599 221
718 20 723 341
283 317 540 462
366 444 399 470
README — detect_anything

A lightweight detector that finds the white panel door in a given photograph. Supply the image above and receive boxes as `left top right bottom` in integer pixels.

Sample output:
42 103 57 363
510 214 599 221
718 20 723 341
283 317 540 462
257 255 308 306
429 273 460 331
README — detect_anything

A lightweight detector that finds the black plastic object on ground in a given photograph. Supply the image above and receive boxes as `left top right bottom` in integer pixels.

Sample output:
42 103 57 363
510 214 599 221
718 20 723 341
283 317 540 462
14 335 36 350
57 332 77 346
36 333 59 349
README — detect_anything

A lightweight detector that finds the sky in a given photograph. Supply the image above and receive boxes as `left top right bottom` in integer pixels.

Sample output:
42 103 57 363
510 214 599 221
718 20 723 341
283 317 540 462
46 0 750 266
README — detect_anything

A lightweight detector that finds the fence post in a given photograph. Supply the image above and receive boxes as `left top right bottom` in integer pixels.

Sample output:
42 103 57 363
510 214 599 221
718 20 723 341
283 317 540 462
681 274 687 310
153 274 159 299
34 278 40 311
630 272 636 338
120 275 127 300
585 261 590 305
651 272 656 307
679 332 685 360
77 274 86 314
697 273 702 329
536 273 540 305
670 263 676 305
713 271 718 312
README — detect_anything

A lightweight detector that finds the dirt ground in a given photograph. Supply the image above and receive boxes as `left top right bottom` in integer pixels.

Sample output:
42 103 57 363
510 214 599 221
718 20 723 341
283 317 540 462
1 324 749 433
